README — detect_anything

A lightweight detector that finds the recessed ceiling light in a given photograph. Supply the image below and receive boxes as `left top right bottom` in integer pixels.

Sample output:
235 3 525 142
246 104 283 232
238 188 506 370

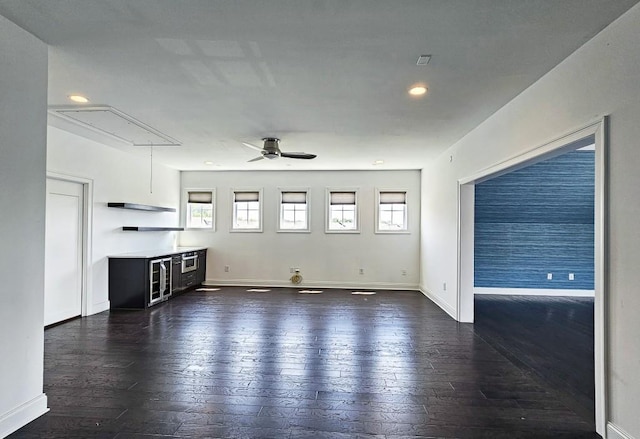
373 160 384 165
204 161 214 165
408 86 427 96
68 94 89 103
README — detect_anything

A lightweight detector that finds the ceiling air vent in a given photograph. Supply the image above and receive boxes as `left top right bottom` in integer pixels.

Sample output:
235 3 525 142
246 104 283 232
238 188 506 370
416 55 431 66
48 105 181 147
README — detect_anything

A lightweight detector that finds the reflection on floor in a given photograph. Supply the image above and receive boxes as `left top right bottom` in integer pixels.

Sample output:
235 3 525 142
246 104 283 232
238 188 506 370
11 288 598 438
474 294 595 426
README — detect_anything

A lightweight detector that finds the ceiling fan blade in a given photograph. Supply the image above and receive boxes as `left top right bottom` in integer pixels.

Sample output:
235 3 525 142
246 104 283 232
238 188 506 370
281 152 317 160
242 142 264 152
248 155 265 162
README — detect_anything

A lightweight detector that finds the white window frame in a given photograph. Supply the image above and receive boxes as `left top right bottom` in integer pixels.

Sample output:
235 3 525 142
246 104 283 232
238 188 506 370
325 188 360 234
183 188 216 231
278 188 310 233
230 188 263 232
375 188 409 234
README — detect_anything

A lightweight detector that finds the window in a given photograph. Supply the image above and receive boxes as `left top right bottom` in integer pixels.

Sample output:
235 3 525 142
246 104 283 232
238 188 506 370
279 190 309 232
327 190 359 232
232 190 262 231
185 190 214 230
376 190 408 232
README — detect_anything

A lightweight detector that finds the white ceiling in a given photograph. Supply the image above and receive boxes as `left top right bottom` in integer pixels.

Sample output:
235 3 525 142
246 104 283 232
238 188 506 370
1 0 637 171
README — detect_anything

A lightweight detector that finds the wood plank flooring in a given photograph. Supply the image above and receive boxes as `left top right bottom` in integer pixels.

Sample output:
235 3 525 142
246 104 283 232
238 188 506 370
9 288 598 438
473 294 595 423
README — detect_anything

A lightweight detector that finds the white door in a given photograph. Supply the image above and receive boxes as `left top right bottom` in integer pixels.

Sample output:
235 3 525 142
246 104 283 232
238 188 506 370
44 178 84 326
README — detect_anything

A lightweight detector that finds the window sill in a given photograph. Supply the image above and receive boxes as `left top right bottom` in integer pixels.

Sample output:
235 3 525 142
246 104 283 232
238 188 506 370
184 227 215 232
325 229 360 234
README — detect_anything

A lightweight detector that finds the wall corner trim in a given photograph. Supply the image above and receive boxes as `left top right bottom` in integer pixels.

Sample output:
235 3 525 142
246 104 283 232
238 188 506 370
419 286 457 320
607 422 636 439
0 394 48 438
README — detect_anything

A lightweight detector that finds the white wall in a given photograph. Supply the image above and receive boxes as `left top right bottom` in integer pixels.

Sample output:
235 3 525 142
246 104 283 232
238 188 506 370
0 15 49 437
180 170 420 289
420 3 640 436
47 126 181 314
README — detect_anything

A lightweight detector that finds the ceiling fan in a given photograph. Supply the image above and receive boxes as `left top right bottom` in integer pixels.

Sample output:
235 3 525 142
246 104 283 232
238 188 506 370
242 138 316 162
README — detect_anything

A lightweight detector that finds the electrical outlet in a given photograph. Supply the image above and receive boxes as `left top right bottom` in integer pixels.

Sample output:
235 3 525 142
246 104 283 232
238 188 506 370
224 265 230 273
401 269 407 276
359 268 364 275
443 282 447 291
547 273 553 280
569 273 575 280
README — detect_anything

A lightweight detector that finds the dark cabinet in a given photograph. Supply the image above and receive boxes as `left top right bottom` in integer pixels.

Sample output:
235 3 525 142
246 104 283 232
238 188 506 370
171 255 182 293
182 271 197 289
109 248 208 310
108 257 169 309
181 249 206 289
196 249 207 284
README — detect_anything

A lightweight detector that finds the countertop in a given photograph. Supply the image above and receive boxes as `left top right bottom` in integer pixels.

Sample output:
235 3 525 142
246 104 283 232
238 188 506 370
108 246 207 259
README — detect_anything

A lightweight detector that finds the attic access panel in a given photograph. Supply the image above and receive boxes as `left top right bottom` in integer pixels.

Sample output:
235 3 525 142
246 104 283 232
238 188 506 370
49 105 181 146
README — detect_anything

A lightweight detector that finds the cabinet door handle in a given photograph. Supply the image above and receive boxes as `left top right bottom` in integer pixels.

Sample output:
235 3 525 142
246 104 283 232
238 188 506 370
159 263 167 295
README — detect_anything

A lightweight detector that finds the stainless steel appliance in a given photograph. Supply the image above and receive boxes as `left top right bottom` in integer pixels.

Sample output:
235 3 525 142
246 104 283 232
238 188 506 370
181 252 198 273
149 257 172 306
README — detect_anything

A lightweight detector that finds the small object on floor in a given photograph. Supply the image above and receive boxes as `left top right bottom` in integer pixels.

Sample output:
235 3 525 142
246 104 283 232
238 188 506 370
352 291 376 295
247 288 271 292
299 290 323 294
196 287 221 292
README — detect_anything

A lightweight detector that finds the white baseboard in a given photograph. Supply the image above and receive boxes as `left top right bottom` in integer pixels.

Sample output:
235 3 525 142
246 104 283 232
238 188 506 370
607 422 635 439
0 394 48 438
204 278 419 291
474 287 595 297
419 286 457 320
87 300 110 315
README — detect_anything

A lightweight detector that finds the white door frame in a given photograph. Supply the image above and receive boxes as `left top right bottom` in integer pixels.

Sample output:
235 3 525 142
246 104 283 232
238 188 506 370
46 172 94 317
456 117 608 436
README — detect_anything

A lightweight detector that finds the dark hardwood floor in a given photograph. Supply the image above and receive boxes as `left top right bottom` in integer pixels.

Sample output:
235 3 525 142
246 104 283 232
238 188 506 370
474 294 595 424
10 288 598 438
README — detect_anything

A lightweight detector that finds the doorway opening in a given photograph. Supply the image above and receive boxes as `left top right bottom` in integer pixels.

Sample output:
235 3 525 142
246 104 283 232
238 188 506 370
457 119 607 436
471 145 596 423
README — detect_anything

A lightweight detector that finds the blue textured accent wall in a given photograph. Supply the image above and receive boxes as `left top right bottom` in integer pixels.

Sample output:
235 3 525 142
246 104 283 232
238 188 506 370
474 150 594 289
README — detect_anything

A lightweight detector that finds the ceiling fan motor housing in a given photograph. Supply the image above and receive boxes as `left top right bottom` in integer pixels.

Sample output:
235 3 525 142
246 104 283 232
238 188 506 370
262 137 280 148
262 137 281 158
